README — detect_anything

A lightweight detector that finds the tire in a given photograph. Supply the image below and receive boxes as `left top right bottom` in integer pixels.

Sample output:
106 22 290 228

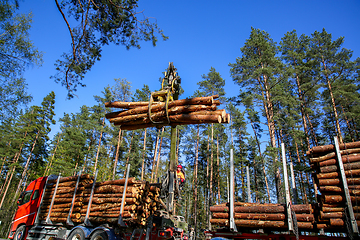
67 228 85 240
90 230 108 240
14 225 26 240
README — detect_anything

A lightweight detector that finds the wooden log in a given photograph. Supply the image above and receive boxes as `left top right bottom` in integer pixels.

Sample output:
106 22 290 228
318 178 360 186
319 161 360 173
210 218 286 228
322 207 345 212
210 205 285 213
319 186 360 195
83 185 140 194
308 142 360 155
106 95 218 110
320 211 344 219
79 204 136 213
105 101 151 109
323 194 360 204
82 197 139 205
319 154 360 167
212 212 286 221
118 118 225 130
310 148 360 163
87 212 134 218
317 169 360 179
47 174 93 184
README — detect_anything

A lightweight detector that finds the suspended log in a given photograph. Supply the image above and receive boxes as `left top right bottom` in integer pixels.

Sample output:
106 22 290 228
105 95 219 109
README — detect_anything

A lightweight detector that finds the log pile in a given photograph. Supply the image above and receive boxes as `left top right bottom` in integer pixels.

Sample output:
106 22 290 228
307 141 360 231
37 174 161 226
105 95 229 130
210 202 316 230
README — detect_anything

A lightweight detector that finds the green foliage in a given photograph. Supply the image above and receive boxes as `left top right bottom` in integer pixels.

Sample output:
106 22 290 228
0 0 42 122
52 0 167 98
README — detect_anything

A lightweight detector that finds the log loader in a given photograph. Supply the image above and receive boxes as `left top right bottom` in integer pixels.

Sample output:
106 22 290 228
8 63 187 240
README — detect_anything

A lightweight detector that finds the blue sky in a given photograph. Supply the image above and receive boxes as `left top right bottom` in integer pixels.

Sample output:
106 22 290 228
18 0 360 136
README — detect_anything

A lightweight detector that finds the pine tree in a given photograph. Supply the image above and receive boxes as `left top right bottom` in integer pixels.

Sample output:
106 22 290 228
230 27 286 202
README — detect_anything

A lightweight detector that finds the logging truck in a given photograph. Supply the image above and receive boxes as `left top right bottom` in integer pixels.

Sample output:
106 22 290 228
8 171 187 240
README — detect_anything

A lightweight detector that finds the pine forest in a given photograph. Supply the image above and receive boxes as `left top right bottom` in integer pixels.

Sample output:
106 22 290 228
1 26 360 237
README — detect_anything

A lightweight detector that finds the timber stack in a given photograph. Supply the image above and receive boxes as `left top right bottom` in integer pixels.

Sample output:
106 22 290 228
307 141 360 231
105 95 229 130
37 174 161 227
210 202 316 230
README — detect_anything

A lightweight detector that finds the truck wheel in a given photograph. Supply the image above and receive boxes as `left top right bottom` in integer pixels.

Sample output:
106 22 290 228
90 230 108 240
14 225 26 240
67 229 85 240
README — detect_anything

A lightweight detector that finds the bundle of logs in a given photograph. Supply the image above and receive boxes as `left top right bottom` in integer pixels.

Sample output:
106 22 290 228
105 95 229 130
308 141 360 231
210 202 317 230
37 174 161 226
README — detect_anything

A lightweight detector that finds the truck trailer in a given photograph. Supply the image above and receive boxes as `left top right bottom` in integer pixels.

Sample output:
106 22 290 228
8 171 187 240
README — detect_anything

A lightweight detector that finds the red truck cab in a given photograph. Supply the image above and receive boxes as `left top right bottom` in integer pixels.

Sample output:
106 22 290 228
8 176 47 239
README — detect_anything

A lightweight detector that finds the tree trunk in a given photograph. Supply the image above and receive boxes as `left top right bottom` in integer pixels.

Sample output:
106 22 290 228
13 129 40 202
320 54 343 143
141 129 147 181
194 125 199 236
154 127 165 181
112 128 122 180
94 117 106 175
150 129 161 181
124 131 134 178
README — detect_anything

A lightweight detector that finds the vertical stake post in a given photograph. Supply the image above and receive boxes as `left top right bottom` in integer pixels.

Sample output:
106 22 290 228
229 149 237 232
281 143 293 232
246 166 251 203
334 136 359 236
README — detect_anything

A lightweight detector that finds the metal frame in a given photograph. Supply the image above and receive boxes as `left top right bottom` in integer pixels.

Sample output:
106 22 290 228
84 170 98 226
118 164 131 227
333 136 359 236
45 174 61 224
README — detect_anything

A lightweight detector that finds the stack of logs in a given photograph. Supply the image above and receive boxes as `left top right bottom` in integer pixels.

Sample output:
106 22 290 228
308 141 360 231
210 202 316 230
105 95 229 130
37 174 161 226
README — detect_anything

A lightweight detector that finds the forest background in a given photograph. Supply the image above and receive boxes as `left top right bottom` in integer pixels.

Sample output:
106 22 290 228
1 0 360 238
